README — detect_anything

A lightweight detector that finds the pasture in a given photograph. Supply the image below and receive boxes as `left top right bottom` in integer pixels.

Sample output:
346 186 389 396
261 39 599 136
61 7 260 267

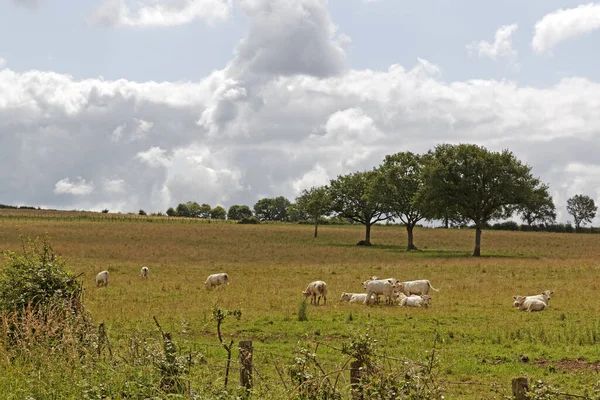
1 210 600 398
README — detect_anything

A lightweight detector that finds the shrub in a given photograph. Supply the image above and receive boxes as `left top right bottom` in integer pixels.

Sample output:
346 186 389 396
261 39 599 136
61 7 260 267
101 209 109 213
0 234 83 314
138 209 147 216
238 216 260 224
298 299 308 322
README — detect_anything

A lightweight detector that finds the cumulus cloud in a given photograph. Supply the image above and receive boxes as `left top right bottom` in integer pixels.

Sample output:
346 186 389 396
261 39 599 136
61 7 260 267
467 24 518 63
533 3 600 54
91 0 232 27
54 178 94 196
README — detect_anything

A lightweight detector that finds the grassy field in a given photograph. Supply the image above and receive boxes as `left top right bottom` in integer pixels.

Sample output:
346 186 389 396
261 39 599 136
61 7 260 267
1 210 600 398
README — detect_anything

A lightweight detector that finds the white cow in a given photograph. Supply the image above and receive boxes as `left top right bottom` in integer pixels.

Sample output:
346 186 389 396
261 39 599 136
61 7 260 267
340 292 376 303
513 296 547 312
96 270 109 287
524 290 553 305
303 281 327 305
205 273 229 290
140 266 149 279
400 294 431 308
363 279 400 305
397 280 440 296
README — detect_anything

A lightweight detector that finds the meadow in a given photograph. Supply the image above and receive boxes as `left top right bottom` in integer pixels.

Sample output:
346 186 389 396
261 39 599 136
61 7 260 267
1 209 600 398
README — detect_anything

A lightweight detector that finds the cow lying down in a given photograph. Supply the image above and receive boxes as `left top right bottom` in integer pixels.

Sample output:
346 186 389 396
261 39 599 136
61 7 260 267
513 290 553 312
398 294 431 308
339 292 377 303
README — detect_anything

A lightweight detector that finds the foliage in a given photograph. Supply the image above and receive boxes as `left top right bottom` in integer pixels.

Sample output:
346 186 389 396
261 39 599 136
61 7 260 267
518 183 556 226
0 234 83 314
238 216 260 224
254 196 292 221
227 205 253 220
295 186 331 237
186 201 203 218
210 206 227 220
200 203 212 219
329 169 391 245
138 209 147 216
418 143 545 256
297 299 308 322
101 208 109 213
286 203 309 223
566 194 598 231
166 207 176 216
375 151 425 250
176 203 191 218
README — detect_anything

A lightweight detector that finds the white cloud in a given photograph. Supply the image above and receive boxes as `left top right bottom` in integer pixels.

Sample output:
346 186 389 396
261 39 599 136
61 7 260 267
136 147 172 168
467 24 518 62
92 0 232 27
103 179 126 193
533 3 600 54
54 178 94 196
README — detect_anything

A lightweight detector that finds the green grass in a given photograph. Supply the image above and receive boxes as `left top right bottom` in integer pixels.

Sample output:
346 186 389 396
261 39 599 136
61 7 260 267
0 211 600 398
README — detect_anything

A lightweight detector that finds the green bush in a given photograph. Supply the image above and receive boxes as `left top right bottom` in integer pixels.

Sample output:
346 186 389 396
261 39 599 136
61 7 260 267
0 234 83 314
238 216 260 224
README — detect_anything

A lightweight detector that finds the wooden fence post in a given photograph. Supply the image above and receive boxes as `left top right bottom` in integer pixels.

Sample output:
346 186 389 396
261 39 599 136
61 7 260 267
239 340 253 394
350 360 363 400
511 377 529 400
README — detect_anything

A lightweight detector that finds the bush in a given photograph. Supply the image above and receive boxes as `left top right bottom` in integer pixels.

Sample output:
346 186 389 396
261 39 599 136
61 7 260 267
101 209 109 213
238 216 260 224
0 234 83 314
138 209 147 216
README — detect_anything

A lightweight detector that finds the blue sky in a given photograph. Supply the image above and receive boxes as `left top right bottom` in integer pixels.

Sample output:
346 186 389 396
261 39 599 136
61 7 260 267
1 0 600 224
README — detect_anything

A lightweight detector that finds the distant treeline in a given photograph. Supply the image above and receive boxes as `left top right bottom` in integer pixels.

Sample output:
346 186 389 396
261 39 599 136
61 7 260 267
0 204 39 210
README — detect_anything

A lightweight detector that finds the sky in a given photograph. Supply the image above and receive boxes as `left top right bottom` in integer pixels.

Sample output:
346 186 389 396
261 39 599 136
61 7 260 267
1 0 600 224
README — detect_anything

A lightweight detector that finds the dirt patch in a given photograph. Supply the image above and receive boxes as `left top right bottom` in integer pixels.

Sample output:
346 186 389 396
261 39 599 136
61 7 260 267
536 357 600 372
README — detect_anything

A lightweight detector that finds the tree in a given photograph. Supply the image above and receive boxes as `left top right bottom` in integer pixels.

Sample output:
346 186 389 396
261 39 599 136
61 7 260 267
566 194 597 232
295 186 331 238
176 203 191 218
329 170 391 245
166 207 176 217
138 209 147 216
253 196 291 221
227 205 253 220
418 143 544 256
199 204 212 219
518 183 556 226
286 203 308 223
101 209 109 213
186 201 202 218
210 206 227 220
375 152 425 251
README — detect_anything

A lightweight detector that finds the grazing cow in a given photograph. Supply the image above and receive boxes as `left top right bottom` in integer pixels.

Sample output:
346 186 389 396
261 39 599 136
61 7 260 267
96 270 109 287
397 280 440 296
400 294 431 308
204 273 229 290
303 281 327 305
140 266 149 279
513 296 547 312
363 279 401 305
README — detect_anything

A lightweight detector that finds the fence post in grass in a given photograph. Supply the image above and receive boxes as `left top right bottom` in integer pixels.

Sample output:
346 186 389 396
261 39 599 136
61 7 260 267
239 340 253 394
350 360 363 400
511 377 529 400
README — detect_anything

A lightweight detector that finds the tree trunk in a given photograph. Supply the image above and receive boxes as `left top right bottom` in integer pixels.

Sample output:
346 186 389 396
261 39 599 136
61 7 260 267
444 215 449 229
313 220 319 238
358 222 371 246
473 226 482 257
406 224 418 251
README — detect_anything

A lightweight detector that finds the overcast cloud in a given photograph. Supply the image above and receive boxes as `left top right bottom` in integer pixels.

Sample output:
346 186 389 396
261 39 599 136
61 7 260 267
2 0 600 225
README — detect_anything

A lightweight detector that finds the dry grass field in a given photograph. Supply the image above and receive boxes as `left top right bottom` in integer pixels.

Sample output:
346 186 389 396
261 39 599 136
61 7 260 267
1 209 600 398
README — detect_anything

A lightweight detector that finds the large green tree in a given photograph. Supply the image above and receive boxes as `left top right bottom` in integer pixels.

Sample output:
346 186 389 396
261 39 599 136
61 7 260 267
295 186 331 238
375 152 425 251
227 205 253 220
199 204 212 219
186 201 202 218
518 183 556 227
418 143 545 256
253 196 291 221
566 194 597 232
210 206 227 220
329 170 391 245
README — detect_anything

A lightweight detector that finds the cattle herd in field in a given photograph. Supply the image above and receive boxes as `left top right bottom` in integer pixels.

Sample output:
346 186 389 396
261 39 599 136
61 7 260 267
94 268 554 312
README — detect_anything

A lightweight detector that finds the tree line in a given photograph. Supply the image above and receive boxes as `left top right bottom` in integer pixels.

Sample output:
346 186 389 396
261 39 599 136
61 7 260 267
161 144 599 257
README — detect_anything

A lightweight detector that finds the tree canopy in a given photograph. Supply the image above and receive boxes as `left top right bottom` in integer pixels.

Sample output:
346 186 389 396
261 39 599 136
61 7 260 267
418 143 545 256
375 151 425 250
295 186 331 237
566 194 597 231
253 196 291 221
518 183 556 226
227 205 253 220
329 170 390 245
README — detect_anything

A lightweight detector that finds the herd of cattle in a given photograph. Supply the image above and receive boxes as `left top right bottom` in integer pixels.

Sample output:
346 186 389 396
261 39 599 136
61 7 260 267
94 269 554 312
